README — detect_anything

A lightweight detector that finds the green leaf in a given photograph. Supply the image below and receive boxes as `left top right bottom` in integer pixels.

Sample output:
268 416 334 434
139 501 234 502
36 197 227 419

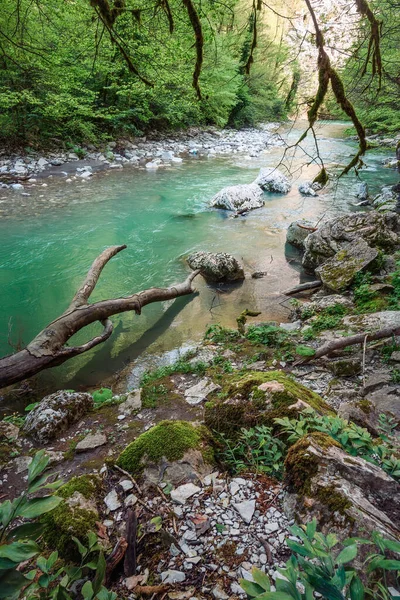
286 540 314 558
251 567 271 592
87 531 99 550
336 544 357 564
0 500 14 528
382 538 400 554
295 346 316 357
92 552 106 594
0 568 29 598
6 523 44 541
27 450 50 484
349 575 365 600
239 578 265 597
82 580 94 600
0 557 17 570
0 540 39 562
73 536 88 556
306 519 317 540
16 495 62 519
25 402 39 412
370 558 400 571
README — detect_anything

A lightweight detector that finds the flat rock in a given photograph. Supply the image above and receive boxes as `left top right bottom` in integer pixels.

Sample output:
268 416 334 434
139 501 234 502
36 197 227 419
391 351 400 362
363 371 393 394
233 499 256 524
119 479 134 491
119 389 142 414
13 456 32 474
161 570 186 584
367 386 400 419
104 489 122 511
76 433 107 452
184 378 220 405
171 483 201 505
315 239 378 292
187 251 245 282
343 311 400 333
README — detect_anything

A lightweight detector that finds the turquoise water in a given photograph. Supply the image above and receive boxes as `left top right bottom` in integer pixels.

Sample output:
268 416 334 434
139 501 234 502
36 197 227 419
0 122 397 390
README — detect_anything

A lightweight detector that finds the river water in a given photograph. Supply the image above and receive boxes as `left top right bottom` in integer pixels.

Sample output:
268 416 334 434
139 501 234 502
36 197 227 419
0 122 397 392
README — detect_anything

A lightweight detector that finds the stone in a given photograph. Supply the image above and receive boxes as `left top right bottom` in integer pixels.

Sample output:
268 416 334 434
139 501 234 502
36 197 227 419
171 483 201 505
104 489 122 511
298 182 317 196
161 570 186 584
390 351 400 362
373 186 397 212
302 211 400 272
118 389 142 414
264 522 279 533
187 251 245 282
343 311 400 334
37 157 48 167
23 391 93 443
0 422 19 440
356 182 369 201
145 161 160 169
11 183 24 191
119 479 134 491
279 320 302 332
13 456 32 474
286 220 315 250
210 183 264 212
367 386 400 420
233 500 256 524
254 168 291 194
315 239 378 292
76 433 107 452
284 434 400 544
212 584 229 600
363 371 393 394
125 494 138 507
327 358 362 377
184 379 220 405
301 295 354 318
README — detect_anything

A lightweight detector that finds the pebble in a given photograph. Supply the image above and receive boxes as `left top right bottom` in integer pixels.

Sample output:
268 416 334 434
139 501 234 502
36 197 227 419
160 570 186 584
171 483 201 505
233 500 256 524
104 489 122 511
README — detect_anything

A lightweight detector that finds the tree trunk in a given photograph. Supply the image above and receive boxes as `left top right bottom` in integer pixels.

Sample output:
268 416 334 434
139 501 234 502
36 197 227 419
0 245 200 389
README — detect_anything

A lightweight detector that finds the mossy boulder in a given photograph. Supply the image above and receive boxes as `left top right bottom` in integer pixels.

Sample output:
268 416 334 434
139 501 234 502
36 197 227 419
117 420 215 484
41 474 102 559
204 370 334 439
283 433 400 543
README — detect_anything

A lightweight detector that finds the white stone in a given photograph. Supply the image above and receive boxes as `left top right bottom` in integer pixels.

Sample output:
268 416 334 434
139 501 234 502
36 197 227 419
254 168 291 194
118 389 142 414
184 379 219 405
233 500 256 524
211 183 264 212
265 522 279 534
171 483 201 505
160 570 186 584
11 183 24 191
119 479 134 491
212 584 229 600
104 489 122 511
76 433 107 452
125 494 138 507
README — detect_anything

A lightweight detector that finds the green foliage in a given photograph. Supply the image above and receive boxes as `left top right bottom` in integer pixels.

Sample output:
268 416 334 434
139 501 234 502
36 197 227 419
302 304 348 341
218 425 286 478
240 520 400 599
92 388 113 406
140 358 207 387
204 324 241 344
275 408 400 481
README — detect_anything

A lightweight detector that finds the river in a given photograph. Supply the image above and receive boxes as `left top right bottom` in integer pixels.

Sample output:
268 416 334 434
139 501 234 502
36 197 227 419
0 121 397 394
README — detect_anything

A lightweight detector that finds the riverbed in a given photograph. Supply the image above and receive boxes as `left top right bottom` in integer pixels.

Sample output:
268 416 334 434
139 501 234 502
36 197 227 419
0 121 397 394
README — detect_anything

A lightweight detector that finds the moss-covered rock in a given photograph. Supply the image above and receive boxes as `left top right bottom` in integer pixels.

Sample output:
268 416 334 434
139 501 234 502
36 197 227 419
117 420 214 477
204 370 334 439
41 474 102 559
327 357 362 377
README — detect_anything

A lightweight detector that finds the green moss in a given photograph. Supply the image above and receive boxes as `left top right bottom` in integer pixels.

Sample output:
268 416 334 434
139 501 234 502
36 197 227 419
357 399 372 415
117 420 212 475
41 475 102 559
284 433 340 495
315 486 353 515
205 371 334 439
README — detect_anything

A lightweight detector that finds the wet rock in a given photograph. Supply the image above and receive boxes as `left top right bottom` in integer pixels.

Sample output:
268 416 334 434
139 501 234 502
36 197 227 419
315 239 378 292
76 433 107 452
286 220 315 250
187 251 245 282
254 168 291 194
11 183 24 191
373 186 398 212
298 182 317 196
210 183 264 212
356 182 369 201
233 500 255 524
184 378 220 405
284 433 400 543
24 391 93 443
171 483 201 505
303 211 400 272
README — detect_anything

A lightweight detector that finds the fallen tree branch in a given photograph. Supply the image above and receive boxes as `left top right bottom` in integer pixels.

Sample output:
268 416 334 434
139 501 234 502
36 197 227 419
294 325 400 365
283 280 322 296
0 246 200 389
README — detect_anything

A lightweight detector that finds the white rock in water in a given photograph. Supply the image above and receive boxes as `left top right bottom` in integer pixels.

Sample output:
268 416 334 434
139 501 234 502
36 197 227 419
210 183 264 212
11 183 24 191
171 156 183 163
233 500 256 524
37 157 48 167
160 570 186 584
145 161 160 169
171 483 201 505
104 489 122 511
298 182 317 196
286 219 315 250
254 168 291 194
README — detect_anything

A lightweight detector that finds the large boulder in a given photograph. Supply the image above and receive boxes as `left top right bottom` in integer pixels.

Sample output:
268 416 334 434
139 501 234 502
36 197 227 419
204 371 334 440
116 420 214 486
286 220 315 250
254 168 291 194
283 433 400 542
187 251 245 282
373 186 398 212
210 183 264 212
315 239 378 292
302 211 400 272
24 390 93 443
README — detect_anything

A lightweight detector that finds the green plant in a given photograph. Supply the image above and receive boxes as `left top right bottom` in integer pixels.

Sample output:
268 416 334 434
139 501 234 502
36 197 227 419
2 414 26 428
378 413 399 442
218 425 286 478
204 324 241 344
140 359 207 387
240 520 400 599
92 388 113 406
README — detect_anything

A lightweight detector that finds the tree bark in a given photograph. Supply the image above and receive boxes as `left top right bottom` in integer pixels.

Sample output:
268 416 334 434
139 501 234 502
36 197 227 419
0 245 200 389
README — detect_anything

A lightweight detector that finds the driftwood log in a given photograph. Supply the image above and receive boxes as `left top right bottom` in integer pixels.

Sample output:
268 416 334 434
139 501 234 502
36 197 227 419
0 245 200 389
